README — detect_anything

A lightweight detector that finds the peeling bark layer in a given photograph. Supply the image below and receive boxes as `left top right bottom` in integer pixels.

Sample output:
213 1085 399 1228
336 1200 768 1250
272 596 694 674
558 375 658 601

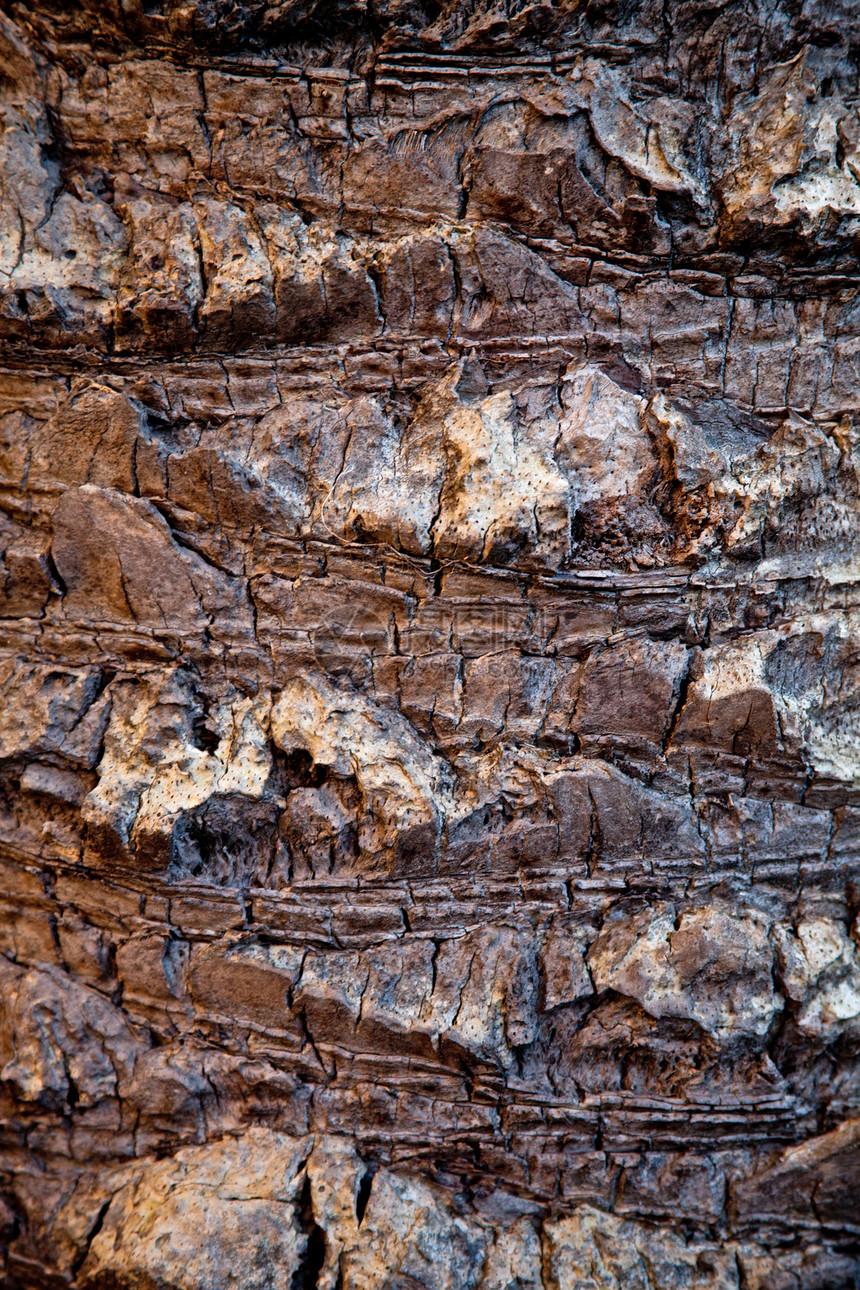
0 1 859 1286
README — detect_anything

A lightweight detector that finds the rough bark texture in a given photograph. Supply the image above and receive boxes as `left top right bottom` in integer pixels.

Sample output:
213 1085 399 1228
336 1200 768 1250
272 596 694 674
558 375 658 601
0 0 859 1286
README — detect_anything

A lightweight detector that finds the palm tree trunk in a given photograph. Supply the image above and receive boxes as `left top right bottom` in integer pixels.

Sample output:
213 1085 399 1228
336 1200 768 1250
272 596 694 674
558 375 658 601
0 2 858 1286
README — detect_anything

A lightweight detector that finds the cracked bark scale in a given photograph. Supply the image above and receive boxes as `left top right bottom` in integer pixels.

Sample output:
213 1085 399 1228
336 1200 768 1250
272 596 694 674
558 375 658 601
0 1 859 1287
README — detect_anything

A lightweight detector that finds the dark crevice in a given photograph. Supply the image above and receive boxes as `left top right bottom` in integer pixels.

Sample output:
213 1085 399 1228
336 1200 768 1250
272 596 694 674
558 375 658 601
292 1174 327 1290
428 557 443 597
70 1195 113 1279
355 1165 376 1224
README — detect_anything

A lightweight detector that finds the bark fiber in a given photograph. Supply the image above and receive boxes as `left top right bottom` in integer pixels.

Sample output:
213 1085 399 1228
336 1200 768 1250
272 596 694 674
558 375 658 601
0 0 859 1286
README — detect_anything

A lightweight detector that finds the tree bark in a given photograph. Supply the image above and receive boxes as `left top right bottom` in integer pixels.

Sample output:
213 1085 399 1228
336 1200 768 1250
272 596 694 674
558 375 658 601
0 1 859 1286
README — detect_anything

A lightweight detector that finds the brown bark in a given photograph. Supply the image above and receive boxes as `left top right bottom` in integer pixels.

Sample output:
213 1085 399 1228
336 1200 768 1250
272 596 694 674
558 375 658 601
0 1 858 1286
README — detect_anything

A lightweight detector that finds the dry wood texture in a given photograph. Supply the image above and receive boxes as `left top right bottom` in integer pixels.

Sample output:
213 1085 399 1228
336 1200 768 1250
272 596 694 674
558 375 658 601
0 1 859 1286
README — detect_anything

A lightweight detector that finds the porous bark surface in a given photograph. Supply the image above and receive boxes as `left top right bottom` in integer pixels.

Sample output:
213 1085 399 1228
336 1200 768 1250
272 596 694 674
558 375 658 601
0 1 859 1286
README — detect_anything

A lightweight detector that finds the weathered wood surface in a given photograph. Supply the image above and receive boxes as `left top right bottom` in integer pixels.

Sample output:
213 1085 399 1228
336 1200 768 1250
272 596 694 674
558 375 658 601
0 1 859 1286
